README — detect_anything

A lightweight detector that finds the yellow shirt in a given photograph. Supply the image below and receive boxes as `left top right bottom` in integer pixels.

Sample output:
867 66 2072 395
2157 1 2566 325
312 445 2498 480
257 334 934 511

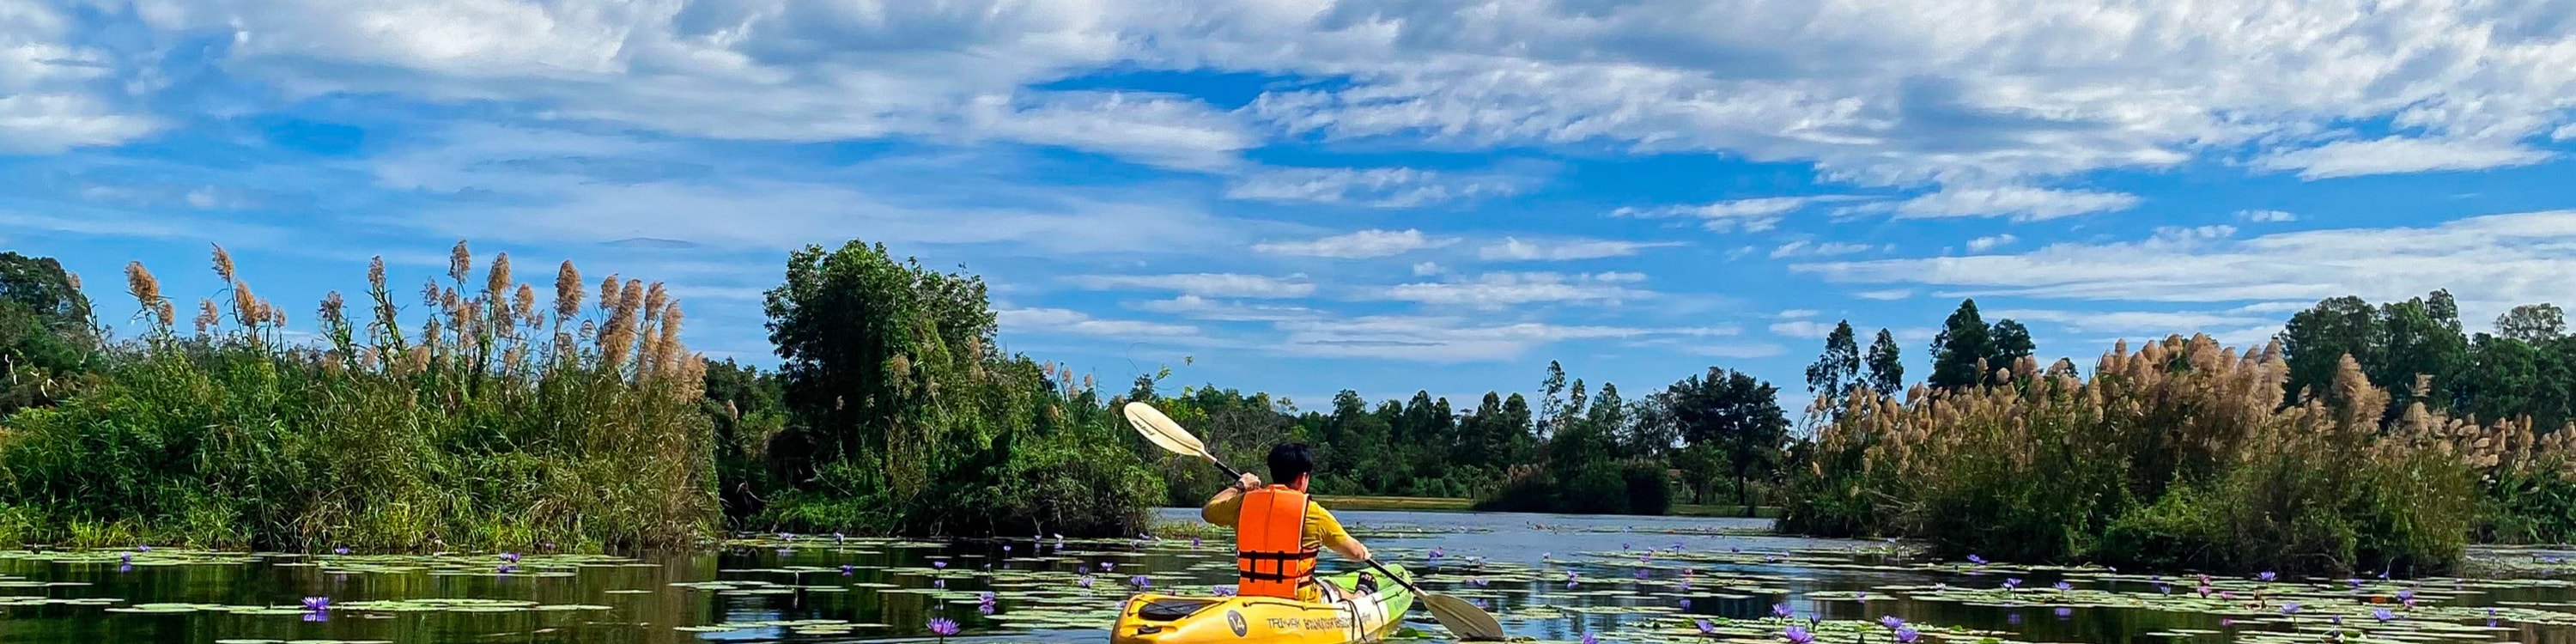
1200 490 1355 555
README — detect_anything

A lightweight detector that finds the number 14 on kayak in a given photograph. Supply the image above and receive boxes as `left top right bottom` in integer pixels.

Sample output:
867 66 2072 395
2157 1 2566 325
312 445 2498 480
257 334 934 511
1117 402 1510 643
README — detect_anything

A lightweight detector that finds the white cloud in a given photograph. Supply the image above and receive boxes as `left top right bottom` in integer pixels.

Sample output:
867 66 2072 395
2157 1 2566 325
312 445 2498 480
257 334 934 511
1273 314 1735 362
2252 137 2556 179
1851 185 2142 221
1791 210 2576 328
2237 210 2298 223
1614 196 1853 233
1777 309 1820 319
1854 289 1913 301
1133 295 1321 322
1411 261 1443 276
52 0 2576 191
1370 272 1655 309
1768 319 1837 339
1224 166 1534 207
1687 343 1789 359
1253 228 1457 258
1965 234 2018 252
0 3 161 152
1478 237 1682 261
1770 240 1874 258
1072 273 1316 298
1990 308 2280 335
999 307 1201 337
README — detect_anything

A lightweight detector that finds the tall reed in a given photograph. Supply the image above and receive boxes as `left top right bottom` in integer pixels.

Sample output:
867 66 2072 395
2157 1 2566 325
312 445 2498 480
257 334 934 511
0 242 717 551
1783 334 2511 575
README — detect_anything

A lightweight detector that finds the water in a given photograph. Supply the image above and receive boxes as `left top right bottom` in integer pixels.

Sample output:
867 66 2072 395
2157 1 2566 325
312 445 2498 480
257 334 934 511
5 508 2576 643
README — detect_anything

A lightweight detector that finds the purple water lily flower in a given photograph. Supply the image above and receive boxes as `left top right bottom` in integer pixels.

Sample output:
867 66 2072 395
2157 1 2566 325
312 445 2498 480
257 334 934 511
1214 586 1237 597
1894 626 1919 643
1101 562 1115 571
501 552 520 563
2257 571 2276 582
979 603 996 615
1583 632 1599 644
2281 603 2300 615
841 564 856 576
2397 589 2415 602
2004 578 2022 590
1697 619 1718 635
2053 581 2072 591
118 563 132 573
1078 575 1094 588
1430 547 1445 559
1773 603 1794 618
933 579 946 589
333 546 349 556
119 552 131 564
933 560 948 569
136 545 150 552
1679 598 1692 609
2054 607 2072 619
928 617 960 638
1131 574 1151 588
1189 538 1199 547
1783 624 1814 644
1879 616 1905 629
1966 554 1985 565
833 532 845 544
1004 544 1013 554
302 596 330 611
2373 607 2396 623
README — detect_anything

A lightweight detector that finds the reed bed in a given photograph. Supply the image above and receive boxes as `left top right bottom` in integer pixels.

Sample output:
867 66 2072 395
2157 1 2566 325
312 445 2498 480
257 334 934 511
1779 333 2568 575
0 242 717 551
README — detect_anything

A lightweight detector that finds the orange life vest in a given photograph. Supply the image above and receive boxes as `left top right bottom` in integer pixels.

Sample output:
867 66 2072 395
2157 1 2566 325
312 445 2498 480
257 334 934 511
1233 485 1317 598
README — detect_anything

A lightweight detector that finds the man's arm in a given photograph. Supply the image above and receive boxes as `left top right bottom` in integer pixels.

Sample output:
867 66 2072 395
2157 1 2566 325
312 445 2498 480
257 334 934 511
1310 507 1370 562
1200 472 1262 525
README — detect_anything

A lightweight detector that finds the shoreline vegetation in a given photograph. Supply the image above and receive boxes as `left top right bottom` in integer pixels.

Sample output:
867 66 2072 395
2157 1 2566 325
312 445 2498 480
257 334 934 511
3 242 2573 576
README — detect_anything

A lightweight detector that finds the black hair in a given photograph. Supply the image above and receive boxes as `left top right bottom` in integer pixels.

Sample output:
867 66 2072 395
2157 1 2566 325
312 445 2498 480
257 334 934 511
1267 443 1316 484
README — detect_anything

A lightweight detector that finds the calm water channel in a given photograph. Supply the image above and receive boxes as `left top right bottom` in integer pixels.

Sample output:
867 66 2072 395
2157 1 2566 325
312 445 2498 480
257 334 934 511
6 508 2576 644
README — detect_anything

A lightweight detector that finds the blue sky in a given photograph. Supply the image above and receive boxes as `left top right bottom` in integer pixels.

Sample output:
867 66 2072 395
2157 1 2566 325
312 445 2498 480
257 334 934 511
7 1 2576 415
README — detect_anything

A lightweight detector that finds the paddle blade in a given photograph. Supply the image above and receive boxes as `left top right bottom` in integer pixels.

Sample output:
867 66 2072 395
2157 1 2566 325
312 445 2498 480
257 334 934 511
1421 593 1508 641
1122 402 1208 457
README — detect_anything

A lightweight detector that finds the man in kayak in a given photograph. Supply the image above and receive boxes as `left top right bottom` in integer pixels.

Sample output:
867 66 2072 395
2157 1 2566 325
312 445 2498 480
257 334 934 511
1200 443 1371 601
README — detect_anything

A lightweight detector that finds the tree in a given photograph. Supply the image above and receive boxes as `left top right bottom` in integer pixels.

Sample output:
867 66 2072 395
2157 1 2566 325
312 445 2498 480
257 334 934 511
1663 367 1790 516
0 252 99 413
764 240 999 499
2497 304 2566 343
1990 319 2034 372
2379 294 2469 411
1929 299 1996 390
1865 329 1905 396
2279 295 2384 404
1540 361 1568 437
1805 320 1862 404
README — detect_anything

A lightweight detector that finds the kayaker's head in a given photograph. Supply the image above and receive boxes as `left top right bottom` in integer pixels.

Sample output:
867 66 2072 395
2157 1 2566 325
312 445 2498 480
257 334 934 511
1267 442 1316 491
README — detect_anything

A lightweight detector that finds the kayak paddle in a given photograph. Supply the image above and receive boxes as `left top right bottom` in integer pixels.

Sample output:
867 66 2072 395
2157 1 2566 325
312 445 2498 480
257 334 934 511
1121 402 1511 641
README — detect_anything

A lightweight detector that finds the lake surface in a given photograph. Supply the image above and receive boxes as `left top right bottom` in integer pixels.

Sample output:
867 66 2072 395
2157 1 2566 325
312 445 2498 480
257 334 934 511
6 507 2576 644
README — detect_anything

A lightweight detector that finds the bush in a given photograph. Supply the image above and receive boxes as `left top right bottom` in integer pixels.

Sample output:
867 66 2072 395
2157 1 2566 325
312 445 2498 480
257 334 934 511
0 245 716 550
1783 335 2494 575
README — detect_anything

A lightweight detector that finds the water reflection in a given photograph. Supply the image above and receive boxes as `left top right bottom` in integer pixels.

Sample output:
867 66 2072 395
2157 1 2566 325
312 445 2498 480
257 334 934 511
1 509 2572 643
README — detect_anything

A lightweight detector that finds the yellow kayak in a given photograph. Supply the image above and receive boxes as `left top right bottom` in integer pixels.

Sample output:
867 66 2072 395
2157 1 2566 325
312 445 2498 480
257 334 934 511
1110 564 1418 644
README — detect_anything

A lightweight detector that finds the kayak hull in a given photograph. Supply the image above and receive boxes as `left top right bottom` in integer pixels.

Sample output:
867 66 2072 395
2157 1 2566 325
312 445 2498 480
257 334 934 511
1109 564 1416 644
